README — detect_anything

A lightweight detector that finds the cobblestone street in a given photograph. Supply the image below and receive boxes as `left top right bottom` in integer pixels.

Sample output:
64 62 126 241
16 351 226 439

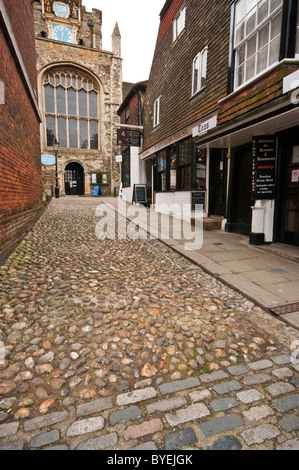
0 198 298 451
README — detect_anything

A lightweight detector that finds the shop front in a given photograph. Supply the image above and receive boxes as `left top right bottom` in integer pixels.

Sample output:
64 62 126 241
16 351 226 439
193 104 299 247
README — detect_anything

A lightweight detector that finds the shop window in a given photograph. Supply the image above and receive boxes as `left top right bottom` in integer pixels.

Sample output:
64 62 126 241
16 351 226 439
192 47 208 95
173 5 186 42
157 150 167 191
44 69 99 149
195 148 207 189
178 138 192 190
169 145 177 191
234 0 283 89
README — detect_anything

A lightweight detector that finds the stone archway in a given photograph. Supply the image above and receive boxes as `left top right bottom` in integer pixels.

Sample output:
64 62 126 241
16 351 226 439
64 161 85 195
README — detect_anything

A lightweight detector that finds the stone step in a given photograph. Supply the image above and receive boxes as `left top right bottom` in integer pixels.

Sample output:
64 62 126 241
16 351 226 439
192 217 222 230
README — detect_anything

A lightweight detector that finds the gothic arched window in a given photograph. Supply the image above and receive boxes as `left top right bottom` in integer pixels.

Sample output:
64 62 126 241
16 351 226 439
43 69 99 149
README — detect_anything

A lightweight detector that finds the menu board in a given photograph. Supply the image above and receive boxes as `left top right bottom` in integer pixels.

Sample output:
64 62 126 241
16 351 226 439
191 191 206 211
252 136 276 200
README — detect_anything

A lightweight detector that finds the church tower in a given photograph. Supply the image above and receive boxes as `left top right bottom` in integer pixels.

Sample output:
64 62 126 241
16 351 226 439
33 0 122 198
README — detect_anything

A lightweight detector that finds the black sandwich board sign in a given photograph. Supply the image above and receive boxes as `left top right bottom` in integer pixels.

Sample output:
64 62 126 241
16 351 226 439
252 136 276 200
133 184 147 204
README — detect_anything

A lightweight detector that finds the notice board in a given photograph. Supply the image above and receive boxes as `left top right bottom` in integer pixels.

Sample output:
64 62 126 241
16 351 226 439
133 184 147 204
191 191 206 211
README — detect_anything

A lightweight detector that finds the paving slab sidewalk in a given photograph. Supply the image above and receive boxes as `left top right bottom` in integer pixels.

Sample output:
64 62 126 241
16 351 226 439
103 197 299 330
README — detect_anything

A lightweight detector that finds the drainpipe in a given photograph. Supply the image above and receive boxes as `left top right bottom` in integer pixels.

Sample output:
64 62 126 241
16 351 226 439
88 20 94 48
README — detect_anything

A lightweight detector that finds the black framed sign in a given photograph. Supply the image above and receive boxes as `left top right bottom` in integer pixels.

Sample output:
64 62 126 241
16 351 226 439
133 184 147 203
191 191 206 211
117 129 141 147
252 136 276 200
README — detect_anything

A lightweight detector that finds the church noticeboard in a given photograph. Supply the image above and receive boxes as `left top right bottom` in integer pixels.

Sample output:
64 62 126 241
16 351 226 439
252 136 276 200
133 184 147 203
191 191 206 211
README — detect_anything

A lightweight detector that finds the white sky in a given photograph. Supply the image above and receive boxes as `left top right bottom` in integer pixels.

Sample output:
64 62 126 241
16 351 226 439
83 0 165 83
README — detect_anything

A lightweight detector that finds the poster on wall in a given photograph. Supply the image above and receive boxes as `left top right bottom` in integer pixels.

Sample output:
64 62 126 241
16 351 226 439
252 136 276 200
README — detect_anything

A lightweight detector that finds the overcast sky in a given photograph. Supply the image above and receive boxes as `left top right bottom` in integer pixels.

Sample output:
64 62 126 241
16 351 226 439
83 0 165 83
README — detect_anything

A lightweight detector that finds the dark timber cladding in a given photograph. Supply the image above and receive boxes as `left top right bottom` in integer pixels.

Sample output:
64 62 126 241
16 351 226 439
142 0 230 214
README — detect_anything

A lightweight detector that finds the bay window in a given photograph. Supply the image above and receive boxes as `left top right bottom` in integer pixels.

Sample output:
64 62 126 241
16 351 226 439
234 0 283 89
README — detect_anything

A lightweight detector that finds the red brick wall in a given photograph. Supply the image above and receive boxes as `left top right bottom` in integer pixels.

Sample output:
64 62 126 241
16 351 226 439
2 0 38 92
0 1 42 263
157 0 185 44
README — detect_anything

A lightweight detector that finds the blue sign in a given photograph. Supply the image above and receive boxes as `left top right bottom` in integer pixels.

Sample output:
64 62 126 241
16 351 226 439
92 186 102 196
41 154 56 166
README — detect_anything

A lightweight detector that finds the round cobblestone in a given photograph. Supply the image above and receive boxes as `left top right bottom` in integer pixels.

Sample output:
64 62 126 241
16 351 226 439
0 198 298 450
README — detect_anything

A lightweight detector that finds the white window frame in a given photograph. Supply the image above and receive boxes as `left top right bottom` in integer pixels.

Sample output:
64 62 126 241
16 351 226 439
296 5 299 59
234 0 283 90
192 47 208 96
153 96 161 128
173 5 186 42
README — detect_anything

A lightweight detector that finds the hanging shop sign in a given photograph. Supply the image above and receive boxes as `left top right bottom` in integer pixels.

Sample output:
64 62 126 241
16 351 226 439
252 136 276 200
117 129 141 147
192 116 217 138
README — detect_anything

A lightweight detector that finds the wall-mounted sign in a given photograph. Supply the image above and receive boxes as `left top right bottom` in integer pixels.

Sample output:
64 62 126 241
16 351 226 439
191 191 207 211
41 154 56 166
116 155 123 163
102 173 108 184
252 136 276 200
192 116 217 138
292 169 299 182
117 129 141 147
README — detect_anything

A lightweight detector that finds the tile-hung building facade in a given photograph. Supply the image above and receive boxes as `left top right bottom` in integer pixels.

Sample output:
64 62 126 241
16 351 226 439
141 0 231 225
0 0 43 264
33 0 122 197
193 0 299 247
117 81 152 204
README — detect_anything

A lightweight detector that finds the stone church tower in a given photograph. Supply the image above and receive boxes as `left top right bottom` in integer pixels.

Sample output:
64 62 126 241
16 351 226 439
33 0 122 197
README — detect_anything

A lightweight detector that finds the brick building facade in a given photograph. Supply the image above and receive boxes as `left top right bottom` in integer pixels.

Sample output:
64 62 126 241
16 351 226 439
0 0 43 264
143 0 299 247
141 0 231 223
193 0 299 247
117 81 152 203
33 0 122 197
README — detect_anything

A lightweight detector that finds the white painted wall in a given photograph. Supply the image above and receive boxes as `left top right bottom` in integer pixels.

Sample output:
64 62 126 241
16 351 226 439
122 147 146 203
155 191 207 221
